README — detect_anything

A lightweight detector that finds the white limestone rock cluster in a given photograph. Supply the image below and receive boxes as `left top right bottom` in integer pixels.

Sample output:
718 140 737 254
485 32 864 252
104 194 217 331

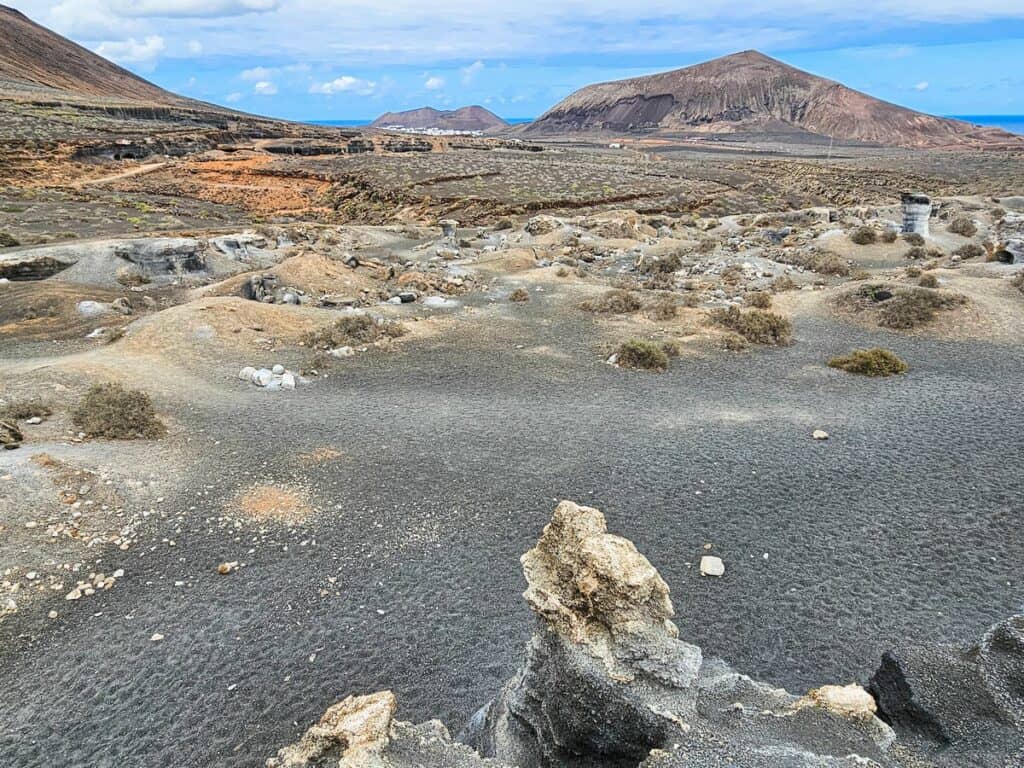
239 364 299 391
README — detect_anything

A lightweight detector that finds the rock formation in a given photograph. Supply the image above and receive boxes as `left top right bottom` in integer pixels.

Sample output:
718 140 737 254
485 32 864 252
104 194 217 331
265 501 1021 767
522 50 1023 150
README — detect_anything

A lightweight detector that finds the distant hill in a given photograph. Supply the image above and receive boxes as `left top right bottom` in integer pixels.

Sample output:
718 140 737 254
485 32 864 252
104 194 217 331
0 3 189 104
371 106 508 132
524 50 1021 149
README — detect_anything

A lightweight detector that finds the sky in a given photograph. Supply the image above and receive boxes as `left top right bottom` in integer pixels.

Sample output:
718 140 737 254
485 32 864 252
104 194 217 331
9 0 1024 121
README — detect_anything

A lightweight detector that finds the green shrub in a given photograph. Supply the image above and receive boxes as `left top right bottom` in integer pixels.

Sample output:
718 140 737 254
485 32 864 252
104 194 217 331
303 314 406 350
850 226 878 245
615 340 669 371
903 232 926 246
828 348 908 377
710 306 793 345
71 383 165 439
948 217 977 237
580 289 642 314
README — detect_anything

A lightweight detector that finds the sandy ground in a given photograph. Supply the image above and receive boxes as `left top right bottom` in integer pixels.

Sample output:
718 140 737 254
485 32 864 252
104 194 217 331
1 283 1022 768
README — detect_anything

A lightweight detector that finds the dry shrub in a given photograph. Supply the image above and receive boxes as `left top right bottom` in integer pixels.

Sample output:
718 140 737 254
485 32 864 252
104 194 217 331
615 340 669 371
639 252 682 275
953 243 985 260
877 288 968 329
509 288 531 302
771 249 849 276
828 348 908 377
881 230 899 243
710 306 793 345
646 297 679 320
918 273 940 288
851 226 878 245
1012 272 1024 295
695 239 716 254
580 289 642 314
0 232 19 248
116 266 151 287
771 275 797 292
71 383 165 439
905 266 922 277
903 232 926 246
303 314 406 350
905 246 927 260
555 266 569 278
745 291 772 309
0 398 52 421
948 217 977 237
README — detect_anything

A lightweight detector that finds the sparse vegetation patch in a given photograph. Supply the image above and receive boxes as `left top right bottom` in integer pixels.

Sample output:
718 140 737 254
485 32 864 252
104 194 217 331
709 306 793 345
615 339 669 371
71 383 166 439
850 226 878 245
828 348 908 377
303 314 407 350
580 289 642 314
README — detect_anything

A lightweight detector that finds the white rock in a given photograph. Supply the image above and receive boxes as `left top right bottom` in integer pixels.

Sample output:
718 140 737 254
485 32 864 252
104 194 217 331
280 372 296 390
812 430 830 441
272 364 285 375
238 366 257 381
25 416 42 425
150 633 164 642
330 346 355 358
76 300 109 317
252 369 274 387
700 555 725 577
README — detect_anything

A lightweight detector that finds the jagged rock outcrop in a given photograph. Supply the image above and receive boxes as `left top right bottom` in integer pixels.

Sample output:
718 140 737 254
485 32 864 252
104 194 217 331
266 691 494 768
461 501 896 767
868 614 1024 766
269 502 1024 768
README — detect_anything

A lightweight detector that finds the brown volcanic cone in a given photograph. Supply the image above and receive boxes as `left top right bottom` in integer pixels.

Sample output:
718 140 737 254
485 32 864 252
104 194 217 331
371 105 508 132
525 50 1021 149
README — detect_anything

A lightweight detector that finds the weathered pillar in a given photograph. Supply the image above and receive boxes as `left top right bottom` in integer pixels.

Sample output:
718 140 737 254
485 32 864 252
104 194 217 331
901 192 931 237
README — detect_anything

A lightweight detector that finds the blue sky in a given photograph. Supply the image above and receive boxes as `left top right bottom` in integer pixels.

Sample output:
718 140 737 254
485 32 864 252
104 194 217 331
11 0 1024 121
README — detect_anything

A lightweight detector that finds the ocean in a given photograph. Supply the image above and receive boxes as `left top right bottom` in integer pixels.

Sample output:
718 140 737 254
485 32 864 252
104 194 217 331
950 116 1024 134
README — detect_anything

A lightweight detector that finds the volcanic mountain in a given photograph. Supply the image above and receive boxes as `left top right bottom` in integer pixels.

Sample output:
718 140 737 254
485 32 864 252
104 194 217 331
0 3 189 104
371 105 508 132
524 50 1020 149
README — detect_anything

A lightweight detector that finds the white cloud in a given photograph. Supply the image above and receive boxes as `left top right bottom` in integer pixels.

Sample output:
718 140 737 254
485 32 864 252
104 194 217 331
424 75 445 90
461 59 484 85
109 0 280 18
241 66 276 81
914 80 930 91
186 39 203 55
225 91 244 102
253 80 278 95
94 35 166 64
310 76 378 96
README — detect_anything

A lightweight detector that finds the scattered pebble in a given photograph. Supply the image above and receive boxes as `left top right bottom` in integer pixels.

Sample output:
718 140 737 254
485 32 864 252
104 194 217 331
700 555 725 577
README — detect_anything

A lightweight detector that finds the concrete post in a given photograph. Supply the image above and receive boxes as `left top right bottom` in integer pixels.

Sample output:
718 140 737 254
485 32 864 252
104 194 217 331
901 192 931 237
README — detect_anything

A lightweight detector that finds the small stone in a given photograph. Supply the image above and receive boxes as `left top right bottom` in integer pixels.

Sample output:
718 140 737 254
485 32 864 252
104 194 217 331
48 610 58 619
699 555 725 577
272 364 285 375
26 416 42 425
217 562 237 575
812 430 829 440
150 633 164 642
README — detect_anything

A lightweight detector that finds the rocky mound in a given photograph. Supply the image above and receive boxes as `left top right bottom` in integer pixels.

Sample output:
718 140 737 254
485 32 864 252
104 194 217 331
523 50 1022 150
265 500 1024 767
0 4 183 103
371 106 508 133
